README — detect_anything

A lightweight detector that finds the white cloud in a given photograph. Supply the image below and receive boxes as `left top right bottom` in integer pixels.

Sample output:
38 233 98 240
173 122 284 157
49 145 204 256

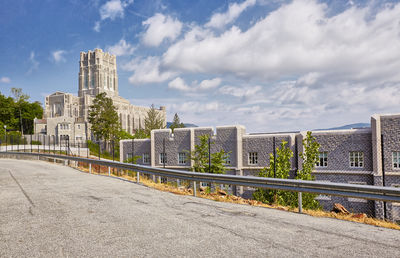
27 51 39 74
100 0 131 20
94 0 133 32
168 77 190 91
167 77 222 92
51 50 66 63
123 1 400 132
0 77 11 83
198 77 221 90
163 0 400 84
123 56 176 84
219 85 261 98
205 0 256 29
142 13 182 47
93 21 101 32
106 39 135 56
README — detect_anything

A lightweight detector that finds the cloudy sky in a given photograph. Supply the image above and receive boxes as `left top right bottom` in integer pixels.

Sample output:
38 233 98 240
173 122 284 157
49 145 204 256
1 0 400 132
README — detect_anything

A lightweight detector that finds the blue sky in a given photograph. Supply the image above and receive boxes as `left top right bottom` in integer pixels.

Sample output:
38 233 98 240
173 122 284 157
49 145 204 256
1 0 400 132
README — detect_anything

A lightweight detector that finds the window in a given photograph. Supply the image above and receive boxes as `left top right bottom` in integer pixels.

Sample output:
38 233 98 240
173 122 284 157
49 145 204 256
392 152 400 169
178 152 187 164
248 152 258 165
143 153 150 164
126 153 132 160
159 153 167 164
349 151 364 168
316 152 328 167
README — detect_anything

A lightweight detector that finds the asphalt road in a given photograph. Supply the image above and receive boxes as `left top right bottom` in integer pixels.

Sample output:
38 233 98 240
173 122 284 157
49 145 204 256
0 159 399 257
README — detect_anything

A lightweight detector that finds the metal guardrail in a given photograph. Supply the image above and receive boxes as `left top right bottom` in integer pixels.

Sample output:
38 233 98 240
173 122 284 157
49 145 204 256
2 151 400 208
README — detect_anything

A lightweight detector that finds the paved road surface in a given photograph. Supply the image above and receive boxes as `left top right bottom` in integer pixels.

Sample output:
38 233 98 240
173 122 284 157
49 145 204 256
0 159 399 257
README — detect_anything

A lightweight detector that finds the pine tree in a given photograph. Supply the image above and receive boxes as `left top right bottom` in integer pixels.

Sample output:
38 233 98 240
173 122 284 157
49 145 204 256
170 113 185 132
144 104 165 136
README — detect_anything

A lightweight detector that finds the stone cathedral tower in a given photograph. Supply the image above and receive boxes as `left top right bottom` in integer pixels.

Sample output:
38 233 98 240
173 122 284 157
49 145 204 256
35 48 166 142
78 49 118 98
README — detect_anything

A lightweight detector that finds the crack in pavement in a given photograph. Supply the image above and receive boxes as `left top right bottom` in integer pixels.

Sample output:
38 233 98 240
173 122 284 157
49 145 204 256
8 169 35 213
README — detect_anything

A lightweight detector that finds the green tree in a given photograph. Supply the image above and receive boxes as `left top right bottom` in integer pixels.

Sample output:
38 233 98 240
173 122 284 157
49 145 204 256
169 113 185 132
88 93 120 144
253 140 293 205
295 131 321 209
11 88 29 134
253 134 321 210
0 89 42 136
144 104 165 136
188 134 229 174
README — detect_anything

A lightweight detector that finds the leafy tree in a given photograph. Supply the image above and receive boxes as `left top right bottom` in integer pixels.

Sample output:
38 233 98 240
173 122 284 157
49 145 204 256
11 88 29 134
0 89 42 136
170 113 185 132
253 134 321 210
253 140 293 205
295 131 321 209
144 104 165 136
88 93 120 144
188 134 229 174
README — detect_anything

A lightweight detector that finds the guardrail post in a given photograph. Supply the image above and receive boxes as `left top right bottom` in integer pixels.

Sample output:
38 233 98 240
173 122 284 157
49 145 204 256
298 192 303 213
136 172 140 183
108 166 110 176
193 181 197 197
89 163 92 174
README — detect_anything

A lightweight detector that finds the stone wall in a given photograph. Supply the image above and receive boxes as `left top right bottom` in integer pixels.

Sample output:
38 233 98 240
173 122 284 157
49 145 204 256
119 112 400 221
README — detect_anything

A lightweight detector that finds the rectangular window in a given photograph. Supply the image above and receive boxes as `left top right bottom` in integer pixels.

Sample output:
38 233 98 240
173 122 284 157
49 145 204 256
349 151 364 168
159 153 167 164
248 152 258 165
126 153 132 160
142 153 150 164
178 152 187 164
392 152 400 169
316 152 328 167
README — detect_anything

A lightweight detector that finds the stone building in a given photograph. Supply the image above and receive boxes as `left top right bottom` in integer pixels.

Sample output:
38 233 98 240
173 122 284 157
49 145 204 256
34 49 166 143
120 113 400 221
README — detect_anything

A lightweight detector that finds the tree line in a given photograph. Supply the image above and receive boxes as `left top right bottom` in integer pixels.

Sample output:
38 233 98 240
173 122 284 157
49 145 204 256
0 88 43 137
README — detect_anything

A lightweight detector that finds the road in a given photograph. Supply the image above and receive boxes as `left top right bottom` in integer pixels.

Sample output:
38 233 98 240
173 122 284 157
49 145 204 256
0 159 399 257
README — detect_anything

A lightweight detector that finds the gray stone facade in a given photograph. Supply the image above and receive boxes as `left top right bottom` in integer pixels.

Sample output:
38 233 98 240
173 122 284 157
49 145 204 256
34 49 166 143
120 113 400 221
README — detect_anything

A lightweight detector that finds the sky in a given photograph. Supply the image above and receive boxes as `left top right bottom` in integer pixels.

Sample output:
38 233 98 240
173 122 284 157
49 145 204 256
1 0 400 133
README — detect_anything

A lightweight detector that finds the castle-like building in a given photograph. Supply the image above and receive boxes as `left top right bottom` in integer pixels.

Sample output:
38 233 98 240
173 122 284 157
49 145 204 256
34 49 166 142
120 113 400 221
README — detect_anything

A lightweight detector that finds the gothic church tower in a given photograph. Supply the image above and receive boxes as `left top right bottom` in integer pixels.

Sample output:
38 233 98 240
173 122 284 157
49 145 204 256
78 48 119 98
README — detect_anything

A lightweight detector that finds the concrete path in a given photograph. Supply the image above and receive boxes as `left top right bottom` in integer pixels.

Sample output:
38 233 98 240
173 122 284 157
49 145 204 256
0 159 399 257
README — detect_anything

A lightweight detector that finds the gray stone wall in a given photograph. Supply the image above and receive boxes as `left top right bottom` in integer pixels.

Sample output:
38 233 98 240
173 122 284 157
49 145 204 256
380 115 400 173
312 130 373 172
242 135 290 167
314 173 374 215
119 113 400 221
120 139 151 164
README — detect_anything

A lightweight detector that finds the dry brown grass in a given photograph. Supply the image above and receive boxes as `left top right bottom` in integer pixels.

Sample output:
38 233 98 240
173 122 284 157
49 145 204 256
73 165 400 230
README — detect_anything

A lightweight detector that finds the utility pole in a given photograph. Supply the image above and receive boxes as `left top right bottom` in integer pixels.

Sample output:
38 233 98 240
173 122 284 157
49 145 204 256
208 137 211 173
163 138 166 168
